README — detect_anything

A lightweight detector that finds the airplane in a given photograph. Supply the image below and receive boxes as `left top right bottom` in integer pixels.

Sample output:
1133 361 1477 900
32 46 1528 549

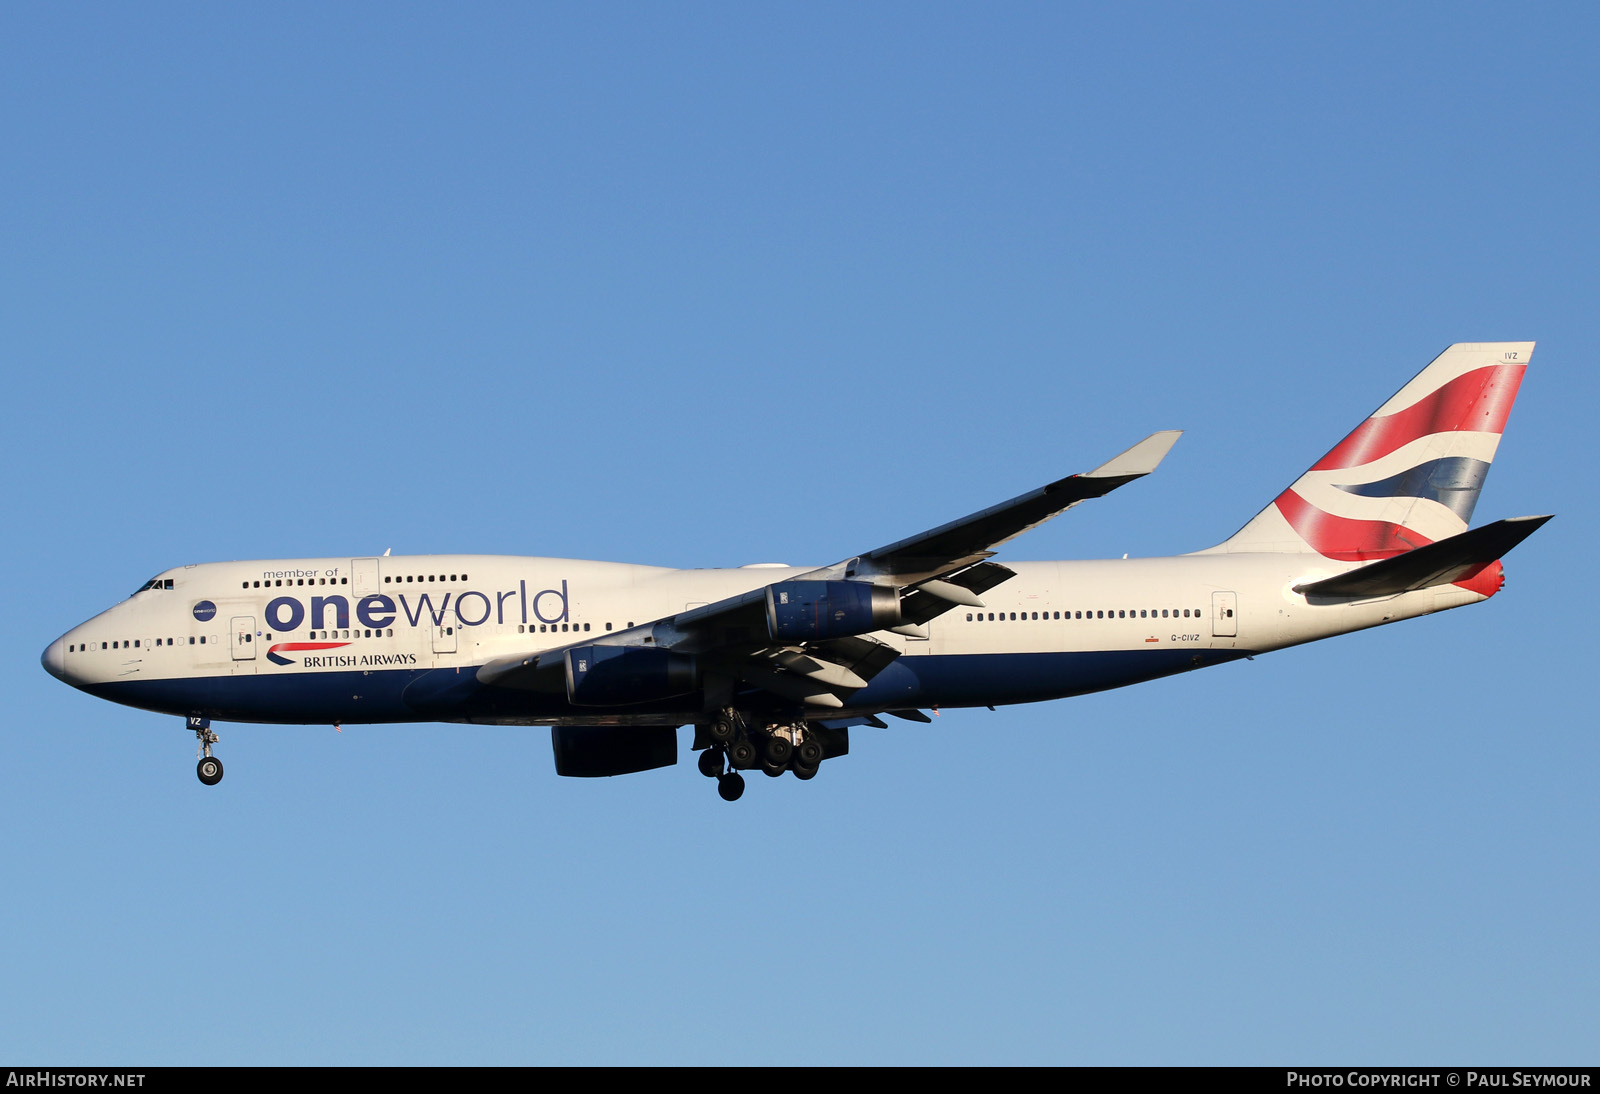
41 342 1550 802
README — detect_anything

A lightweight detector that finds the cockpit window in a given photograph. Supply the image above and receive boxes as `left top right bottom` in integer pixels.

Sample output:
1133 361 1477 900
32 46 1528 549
131 577 175 596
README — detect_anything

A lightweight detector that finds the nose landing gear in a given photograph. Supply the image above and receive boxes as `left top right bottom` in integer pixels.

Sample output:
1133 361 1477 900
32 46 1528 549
189 715 222 786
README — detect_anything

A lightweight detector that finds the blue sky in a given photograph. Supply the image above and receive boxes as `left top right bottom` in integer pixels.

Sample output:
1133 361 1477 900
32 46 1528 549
2 3 1595 1064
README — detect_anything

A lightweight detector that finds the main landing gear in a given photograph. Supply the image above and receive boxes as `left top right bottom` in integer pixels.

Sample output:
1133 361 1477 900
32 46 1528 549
697 711 827 801
189 715 223 786
696 735 747 800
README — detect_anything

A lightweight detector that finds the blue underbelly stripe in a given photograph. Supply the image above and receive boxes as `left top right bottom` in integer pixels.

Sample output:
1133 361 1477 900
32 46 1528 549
86 647 1252 724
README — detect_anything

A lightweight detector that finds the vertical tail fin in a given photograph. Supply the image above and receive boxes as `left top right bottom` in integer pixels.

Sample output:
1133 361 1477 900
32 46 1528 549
1211 342 1533 558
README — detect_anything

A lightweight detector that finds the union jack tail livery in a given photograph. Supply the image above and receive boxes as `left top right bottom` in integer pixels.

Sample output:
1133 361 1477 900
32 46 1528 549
1213 342 1533 561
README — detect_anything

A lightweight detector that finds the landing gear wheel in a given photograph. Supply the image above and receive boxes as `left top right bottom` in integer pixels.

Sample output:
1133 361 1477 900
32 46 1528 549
761 761 786 778
717 771 746 802
189 716 221 783
697 747 725 778
709 717 738 745
764 733 793 767
792 763 818 781
795 737 824 768
728 739 757 769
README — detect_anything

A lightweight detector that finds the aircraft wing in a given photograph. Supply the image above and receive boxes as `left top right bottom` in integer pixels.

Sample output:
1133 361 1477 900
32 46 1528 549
477 431 1180 709
847 430 1182 585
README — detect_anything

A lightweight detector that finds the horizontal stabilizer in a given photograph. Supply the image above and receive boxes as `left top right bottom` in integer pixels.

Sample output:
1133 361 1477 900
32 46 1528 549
1294 515 1552 598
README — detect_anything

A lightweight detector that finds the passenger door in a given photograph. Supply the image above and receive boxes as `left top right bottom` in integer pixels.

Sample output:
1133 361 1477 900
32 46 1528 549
231 617 257 660
1211 591 1238 638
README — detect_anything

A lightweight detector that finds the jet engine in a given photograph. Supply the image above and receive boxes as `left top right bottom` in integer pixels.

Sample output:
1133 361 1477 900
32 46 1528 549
564 645 698 707
764 580 901 641
551 725 678 777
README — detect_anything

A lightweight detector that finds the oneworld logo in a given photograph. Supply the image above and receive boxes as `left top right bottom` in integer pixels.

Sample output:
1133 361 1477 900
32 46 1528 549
257 580 571 634
193 601 217 622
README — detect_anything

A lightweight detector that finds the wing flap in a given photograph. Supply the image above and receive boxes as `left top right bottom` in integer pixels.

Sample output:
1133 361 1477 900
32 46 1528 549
898 561 1016 626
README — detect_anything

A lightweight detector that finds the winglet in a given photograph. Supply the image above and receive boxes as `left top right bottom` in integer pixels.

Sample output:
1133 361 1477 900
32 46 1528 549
1084 430 1182 479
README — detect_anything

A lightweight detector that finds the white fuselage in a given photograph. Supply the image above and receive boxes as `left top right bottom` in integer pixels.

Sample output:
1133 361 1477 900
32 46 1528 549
42 551 1484 727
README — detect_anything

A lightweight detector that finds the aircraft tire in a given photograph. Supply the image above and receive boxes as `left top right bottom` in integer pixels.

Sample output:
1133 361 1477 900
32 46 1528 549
792 763 818 781
761 761 785 778
697 748 724 778
728 739 757 769
764 733 793 767
709 718 737 745
197 757 224 786
717 772 745 802
795 738 824 768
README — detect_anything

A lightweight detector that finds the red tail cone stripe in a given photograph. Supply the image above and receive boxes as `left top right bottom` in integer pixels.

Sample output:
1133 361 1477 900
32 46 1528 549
1453 559 1505 598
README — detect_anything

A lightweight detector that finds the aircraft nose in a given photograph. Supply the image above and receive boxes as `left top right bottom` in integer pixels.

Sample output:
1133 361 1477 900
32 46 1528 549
41 637 67 682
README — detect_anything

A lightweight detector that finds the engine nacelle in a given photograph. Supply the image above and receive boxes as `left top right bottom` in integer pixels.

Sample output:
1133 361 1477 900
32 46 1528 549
551 726 678 777
765 580 901 641
564 645 698 707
